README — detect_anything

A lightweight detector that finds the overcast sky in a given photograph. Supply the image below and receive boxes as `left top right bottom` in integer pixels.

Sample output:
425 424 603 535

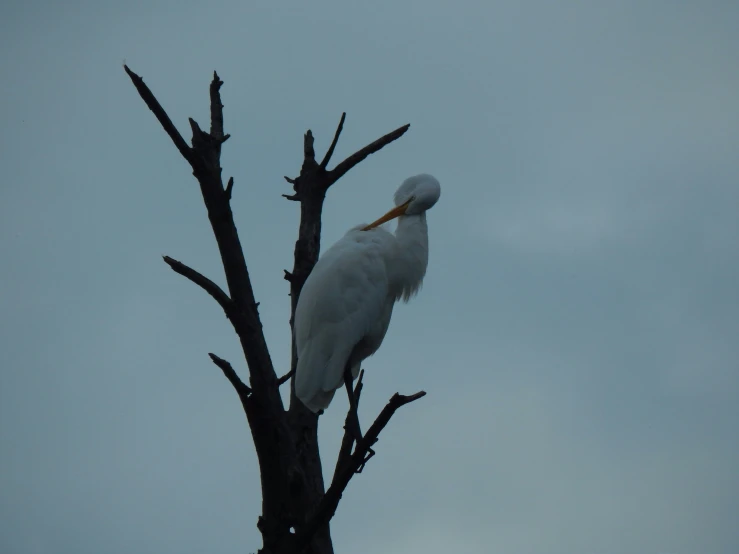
1 1 738 553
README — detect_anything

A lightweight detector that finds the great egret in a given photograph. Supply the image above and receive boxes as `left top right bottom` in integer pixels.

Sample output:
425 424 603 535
294 174 441 435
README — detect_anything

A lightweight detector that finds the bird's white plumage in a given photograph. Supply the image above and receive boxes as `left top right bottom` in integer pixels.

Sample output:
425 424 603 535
294 227 396 411
294 174 441 412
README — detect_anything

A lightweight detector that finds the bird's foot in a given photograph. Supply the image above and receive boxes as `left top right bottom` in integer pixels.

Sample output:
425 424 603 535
345 405 364 443
355 446 376 474
344 417 375 473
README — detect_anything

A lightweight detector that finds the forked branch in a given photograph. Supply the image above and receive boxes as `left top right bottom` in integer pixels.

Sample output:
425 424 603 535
296 389 426 549
283 115 410 201
124 65 279 395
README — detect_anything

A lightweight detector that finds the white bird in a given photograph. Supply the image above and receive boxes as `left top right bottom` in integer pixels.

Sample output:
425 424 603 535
294 174 441 431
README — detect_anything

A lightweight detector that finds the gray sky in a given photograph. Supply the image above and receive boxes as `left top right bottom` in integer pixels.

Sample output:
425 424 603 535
1 1 738 553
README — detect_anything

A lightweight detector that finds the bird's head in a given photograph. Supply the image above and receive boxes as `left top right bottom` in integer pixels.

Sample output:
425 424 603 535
363 174 441 230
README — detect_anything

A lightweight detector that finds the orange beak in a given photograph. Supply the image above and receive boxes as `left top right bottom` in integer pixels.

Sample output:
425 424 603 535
361 199 412 231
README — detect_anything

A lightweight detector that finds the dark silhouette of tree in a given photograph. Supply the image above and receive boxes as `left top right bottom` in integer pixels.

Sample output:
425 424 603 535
125 66 425 554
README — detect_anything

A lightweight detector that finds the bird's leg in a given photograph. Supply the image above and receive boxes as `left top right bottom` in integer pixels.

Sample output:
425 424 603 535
344 367 363 441
343 366 375 473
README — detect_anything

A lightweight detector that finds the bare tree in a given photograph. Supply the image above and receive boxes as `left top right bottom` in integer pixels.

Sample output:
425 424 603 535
124 66 426 554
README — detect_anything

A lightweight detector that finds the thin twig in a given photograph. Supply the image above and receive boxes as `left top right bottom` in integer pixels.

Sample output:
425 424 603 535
123 65 193 164
126 66 278 385
162 256 233 317
320 112 346 169
277 370 294 386
327 123 410 187
225 177 234 200
209 353 251 396
297 389 426 549
188 118 208 149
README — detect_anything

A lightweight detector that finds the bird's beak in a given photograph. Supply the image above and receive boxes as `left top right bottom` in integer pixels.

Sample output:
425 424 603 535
362 199 412 231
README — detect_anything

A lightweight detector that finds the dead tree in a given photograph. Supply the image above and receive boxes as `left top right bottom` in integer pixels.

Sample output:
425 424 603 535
124 66 426 554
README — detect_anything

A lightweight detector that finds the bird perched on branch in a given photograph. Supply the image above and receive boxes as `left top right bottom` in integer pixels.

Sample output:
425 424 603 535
294 174 441 438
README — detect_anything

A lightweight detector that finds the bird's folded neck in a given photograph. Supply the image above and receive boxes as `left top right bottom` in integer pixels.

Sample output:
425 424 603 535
391 214 429 302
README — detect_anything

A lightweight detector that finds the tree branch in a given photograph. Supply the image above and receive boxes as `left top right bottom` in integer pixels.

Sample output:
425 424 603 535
326 123 410 187
209 71 226 141
126 68 297 553
319 112 346 169
303 130 317 165
209 353 251 397
283 119 410 202
277 370 294 386
162 255 234 318
123 65 194 164
225 177 234 200
125 65 279 392
296 389 426 549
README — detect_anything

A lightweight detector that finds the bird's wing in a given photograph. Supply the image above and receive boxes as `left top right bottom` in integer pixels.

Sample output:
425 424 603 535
294 227 395 411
